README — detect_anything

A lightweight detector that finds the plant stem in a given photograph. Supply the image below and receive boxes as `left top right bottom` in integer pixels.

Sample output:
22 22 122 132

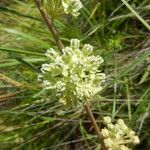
34 0 64 52
84 102 108 150
34 1 107 149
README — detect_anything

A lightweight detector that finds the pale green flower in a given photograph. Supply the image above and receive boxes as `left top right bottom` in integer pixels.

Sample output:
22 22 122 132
39 39 105 107
104 138 113 147
101 116 140 150
101 128 109 138
132 135 140 144
61 0 83 16
103 116 111 124
120 145 130 150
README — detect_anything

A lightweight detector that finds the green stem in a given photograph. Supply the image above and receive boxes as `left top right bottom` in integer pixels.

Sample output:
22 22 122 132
34 0 64 52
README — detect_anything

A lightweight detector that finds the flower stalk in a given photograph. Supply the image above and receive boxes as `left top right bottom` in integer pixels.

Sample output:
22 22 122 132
102 116 140 150
84 102 108 150
34 0 64 52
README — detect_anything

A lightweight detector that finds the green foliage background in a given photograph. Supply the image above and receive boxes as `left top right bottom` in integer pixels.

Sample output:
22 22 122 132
0 0 150 149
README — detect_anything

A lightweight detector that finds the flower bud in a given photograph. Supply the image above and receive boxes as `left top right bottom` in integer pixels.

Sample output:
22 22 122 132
103 116 111 124
132 136 140 144
61 0 83 16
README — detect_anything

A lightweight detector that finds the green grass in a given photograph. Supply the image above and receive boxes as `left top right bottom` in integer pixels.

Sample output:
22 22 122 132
0 0 150 150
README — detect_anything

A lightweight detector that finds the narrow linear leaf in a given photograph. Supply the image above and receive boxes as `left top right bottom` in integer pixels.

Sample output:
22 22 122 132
0 6 40 21
3 28 50 48
0 47 45 56
121 0 150 31
0 58 46 68
102 48 150 92
10 53 41 73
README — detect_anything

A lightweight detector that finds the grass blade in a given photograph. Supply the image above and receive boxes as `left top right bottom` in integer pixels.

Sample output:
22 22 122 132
0 47 45 56
0 6 40 21
10 53 41 73
0 58 46 68
121 0 150 31
102 48 150 92
3 28 50 48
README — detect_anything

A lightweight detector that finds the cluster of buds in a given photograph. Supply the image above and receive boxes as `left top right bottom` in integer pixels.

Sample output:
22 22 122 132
61 0 83 16
38 39 105 107
101 116 140 150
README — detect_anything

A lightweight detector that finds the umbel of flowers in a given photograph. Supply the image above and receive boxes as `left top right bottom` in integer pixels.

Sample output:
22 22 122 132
38 39 105 107
61 0 83 16
102 116 140 150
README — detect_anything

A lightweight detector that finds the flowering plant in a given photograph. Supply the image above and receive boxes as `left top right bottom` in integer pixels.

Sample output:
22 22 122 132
39 39 105 107
34 0 140 149
61 0 83 16
102 116 140 150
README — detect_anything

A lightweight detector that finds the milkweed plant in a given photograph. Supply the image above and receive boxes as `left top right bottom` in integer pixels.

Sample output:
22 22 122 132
38 39 105 107
36 0 140 149
61 0 83 16
102 116 140 150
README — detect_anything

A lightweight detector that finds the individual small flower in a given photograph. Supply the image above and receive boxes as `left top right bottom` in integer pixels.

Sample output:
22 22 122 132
59 97 67 105
120 145 130 150
102 116 140 150
104 138 113 148
101 128 109 138
56 81 66 92
107 123 115 130
103 116 111 124
117 119 128 131
61 0 83 16
37 74 43 82
43 80 53 89
132 135 140 144
39 39 105 108
128 130 135 136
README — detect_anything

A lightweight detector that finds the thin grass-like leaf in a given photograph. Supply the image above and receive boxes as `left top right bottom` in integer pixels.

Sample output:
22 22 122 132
0 58 46 68
3 28 50 48
0 47 45 56
121 0 150 31
102 48 150 92
10 53 41 73
0 6 40 21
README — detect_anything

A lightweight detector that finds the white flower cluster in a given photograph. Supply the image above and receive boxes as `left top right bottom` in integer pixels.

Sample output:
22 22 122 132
39 39 105 107
102 116 140 150
61 0 83 16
